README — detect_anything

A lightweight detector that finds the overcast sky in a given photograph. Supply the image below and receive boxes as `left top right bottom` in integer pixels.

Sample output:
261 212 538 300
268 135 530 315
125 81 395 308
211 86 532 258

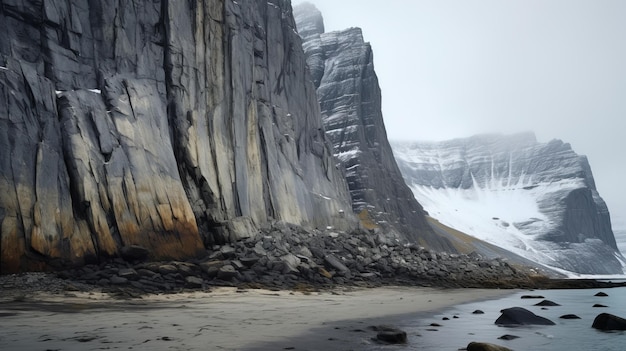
293 0 626 237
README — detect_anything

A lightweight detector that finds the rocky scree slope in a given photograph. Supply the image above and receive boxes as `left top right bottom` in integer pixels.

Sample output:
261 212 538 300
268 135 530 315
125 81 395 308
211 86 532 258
392 132 624 275
2 223 543 298
0 0 359 273
293 3 453 251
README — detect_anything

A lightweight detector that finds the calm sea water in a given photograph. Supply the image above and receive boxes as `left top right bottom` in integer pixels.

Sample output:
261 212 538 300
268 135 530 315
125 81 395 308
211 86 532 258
365 286 626 351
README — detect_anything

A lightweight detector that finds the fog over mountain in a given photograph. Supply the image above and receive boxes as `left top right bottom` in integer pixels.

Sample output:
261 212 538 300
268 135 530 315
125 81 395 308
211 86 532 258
392 133 624 275
294 0 626 253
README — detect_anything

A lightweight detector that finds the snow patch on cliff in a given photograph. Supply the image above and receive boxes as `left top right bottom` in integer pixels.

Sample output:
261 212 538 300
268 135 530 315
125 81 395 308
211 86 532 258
393 134 624 276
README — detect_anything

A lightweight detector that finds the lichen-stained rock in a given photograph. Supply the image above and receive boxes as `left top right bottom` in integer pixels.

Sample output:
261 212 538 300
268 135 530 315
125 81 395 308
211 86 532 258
294 4 453 251
0 0 356 272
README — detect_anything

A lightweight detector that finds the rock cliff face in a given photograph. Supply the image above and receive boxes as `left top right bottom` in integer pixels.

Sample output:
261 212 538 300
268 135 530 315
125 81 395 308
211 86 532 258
0 0 358 273
294 3 453 251
392 133 624 275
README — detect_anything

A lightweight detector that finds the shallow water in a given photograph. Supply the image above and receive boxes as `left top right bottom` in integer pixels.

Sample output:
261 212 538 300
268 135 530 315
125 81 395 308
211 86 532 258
365 287 626 351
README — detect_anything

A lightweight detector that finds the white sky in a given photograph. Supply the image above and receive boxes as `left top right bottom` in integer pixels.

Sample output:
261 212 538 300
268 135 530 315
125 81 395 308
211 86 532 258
293 0 626 234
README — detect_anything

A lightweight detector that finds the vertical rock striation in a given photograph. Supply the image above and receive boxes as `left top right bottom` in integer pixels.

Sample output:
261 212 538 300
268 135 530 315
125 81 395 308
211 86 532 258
294 3 453 251
0 0 357 273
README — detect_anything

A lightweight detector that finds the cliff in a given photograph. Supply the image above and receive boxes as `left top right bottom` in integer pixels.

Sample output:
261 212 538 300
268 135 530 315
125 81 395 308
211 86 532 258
293 3 453 251
0 0 358 273
392 133 624 275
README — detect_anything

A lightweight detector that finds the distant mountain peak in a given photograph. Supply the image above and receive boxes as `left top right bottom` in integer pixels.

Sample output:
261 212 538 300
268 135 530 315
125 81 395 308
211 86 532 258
392 133 624 275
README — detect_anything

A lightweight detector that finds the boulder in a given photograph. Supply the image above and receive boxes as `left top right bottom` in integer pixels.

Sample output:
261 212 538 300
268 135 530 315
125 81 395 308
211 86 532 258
560 314 581 319
324 254 349 274
217 265 238 280
495 307 555 326
373 326 407 344
497 335 519 340
240 256 260 268
521 295 545 299
595 292 609 297
593 304 608 308
534 300 561 306
184 276 204 288
467 342 512 351
117 268 139 281
158 265 178 275
109 276 128 285
592 313 626 331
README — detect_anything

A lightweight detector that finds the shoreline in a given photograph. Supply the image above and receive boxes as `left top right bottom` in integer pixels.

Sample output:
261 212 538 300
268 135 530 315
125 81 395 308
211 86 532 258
0 286 514 351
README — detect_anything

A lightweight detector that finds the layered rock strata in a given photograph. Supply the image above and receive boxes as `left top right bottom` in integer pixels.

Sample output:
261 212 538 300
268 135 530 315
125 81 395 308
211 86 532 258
0 0 357 273
294 3 453 251
392 132 624 274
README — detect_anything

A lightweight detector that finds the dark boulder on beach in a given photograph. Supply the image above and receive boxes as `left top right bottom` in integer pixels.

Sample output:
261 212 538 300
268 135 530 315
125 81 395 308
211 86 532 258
467 341 512 351
592 313 626 331
593 304 608 308
495 307 555 326
595 292 609 297
560 314 582 319
534 300 561 306
473 310 485 314
498 334 520 340
370 325 407 344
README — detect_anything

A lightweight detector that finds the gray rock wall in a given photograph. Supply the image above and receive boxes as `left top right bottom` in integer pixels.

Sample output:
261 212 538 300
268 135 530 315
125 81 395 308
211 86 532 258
0 0 357 273
294 3 453 251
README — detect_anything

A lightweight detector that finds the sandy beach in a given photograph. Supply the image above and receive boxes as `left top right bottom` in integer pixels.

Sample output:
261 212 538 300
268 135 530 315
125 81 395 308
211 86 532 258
0 286 512 350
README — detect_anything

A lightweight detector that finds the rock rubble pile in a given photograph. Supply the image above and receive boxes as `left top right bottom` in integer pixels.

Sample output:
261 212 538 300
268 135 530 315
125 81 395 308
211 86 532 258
53 223 536 295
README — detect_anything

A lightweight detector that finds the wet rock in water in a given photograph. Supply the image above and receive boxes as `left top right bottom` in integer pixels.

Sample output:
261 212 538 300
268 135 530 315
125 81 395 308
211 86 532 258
120 245 150 262
560 314 581 319
495 307 555 326
592 313 626 331
521 295 545 299
466 341 512 351
472 310 485 314
375 327 407 344
534 300 560 306
442 317 450 320
498 334 520 340
593 304 608 308
595 292 609 297
430 323 443 327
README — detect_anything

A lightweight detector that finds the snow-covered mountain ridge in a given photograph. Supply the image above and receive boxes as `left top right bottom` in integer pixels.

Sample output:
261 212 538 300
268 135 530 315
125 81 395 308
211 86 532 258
392 132 625 275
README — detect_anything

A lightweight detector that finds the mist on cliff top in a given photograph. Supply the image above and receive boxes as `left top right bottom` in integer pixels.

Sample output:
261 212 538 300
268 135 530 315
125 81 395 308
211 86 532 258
293 0 626 246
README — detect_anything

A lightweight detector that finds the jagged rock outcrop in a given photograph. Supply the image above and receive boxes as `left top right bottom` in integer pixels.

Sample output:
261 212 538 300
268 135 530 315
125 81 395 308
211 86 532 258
293 3 453 251
392 132 624 274
0 0 358 273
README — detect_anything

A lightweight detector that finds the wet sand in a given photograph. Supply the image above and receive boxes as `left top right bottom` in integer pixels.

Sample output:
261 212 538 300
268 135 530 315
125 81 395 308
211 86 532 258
0 286 513 350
